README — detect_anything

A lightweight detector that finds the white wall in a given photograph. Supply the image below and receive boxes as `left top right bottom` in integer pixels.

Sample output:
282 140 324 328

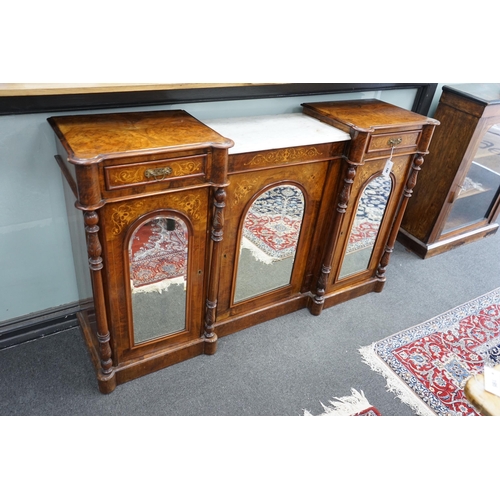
0 87 419 323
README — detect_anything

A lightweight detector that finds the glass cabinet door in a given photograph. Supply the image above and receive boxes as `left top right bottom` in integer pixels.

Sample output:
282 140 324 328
443 123 500 233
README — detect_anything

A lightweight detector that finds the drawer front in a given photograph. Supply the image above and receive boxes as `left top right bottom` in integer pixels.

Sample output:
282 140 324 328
367 131 420 154
104 155 206 190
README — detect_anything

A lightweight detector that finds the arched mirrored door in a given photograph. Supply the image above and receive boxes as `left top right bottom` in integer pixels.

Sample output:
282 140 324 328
234 184 305 302
128 214 189 345
339 176 392 279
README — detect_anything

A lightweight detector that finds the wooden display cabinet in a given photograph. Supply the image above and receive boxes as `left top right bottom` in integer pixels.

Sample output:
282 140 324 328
48 110 234 394
399 84 500 258
48 100 437 393
302 100 438 312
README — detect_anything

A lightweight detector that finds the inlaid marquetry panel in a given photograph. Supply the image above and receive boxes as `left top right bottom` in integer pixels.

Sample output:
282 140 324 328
110 201 148 236
244 146 323 167
48 110 233 162
109 191 204 238
104 155 206 190
228 143 337 173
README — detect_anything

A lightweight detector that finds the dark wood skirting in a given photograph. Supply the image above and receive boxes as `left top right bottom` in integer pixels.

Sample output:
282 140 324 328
397 224 500 259
0 83 437 116
0 300 91 350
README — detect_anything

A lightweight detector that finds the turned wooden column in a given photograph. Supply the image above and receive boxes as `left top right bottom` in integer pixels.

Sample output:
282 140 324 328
310 161 358 315
376 153 425 287
83 210 116 393
310 128 370 316
73 160 116 393
377 121 435 286
203 147 230 354
203 186 226 353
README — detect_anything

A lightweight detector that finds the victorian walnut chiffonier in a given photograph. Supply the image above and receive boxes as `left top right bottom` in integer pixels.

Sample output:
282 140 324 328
399 84 500 258
48 100 437 393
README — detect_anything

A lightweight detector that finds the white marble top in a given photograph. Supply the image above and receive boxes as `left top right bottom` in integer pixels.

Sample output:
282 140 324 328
203 113 350 154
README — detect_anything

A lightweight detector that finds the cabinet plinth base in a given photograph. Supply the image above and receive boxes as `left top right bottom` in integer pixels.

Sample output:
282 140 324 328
316 278 386 312
215 295 309 338
114 341 206 387
78 309 209 392
97 372 117 395
398 224 499 259
203 335 218 355
309 297 324 316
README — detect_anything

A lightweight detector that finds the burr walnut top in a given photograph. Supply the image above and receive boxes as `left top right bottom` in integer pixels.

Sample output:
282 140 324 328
48 110 234 163
302 99 439 133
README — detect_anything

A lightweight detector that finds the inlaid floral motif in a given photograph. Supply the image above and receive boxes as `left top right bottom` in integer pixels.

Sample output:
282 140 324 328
231 179 259 207
166 194 202 221
244 147 322 167
111 201 146 235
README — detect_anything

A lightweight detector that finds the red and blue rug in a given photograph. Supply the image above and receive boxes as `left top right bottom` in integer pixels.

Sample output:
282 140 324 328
360 288 500 416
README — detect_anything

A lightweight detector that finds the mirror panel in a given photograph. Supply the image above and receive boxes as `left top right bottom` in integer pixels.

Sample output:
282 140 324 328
128 215 188 345
234 184 305 303
339 176 392 279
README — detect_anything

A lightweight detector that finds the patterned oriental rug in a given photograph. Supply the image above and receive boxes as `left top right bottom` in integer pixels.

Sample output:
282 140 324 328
360 288 500 416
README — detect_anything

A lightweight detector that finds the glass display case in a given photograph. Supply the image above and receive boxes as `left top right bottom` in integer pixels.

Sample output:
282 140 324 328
399 84 500 258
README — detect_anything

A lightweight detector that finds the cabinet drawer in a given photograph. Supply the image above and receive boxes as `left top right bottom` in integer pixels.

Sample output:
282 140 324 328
367 131 420 154
104 155 206 190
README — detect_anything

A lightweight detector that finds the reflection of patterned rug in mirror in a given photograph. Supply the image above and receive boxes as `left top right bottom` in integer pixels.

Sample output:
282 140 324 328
457 175 487 199
346 176 391 255
130 217 188 291
242 185 304 264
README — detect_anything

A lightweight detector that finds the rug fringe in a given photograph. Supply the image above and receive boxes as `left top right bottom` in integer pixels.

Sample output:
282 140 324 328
303 388 373 416
240 237 277 265
131 276 186 294
359 345 435 416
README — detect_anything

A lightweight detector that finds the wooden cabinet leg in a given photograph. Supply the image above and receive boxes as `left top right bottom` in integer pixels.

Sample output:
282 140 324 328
84 211 117 393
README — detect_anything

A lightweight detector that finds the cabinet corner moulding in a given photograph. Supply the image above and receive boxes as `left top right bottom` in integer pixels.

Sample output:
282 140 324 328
48 100 438 393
